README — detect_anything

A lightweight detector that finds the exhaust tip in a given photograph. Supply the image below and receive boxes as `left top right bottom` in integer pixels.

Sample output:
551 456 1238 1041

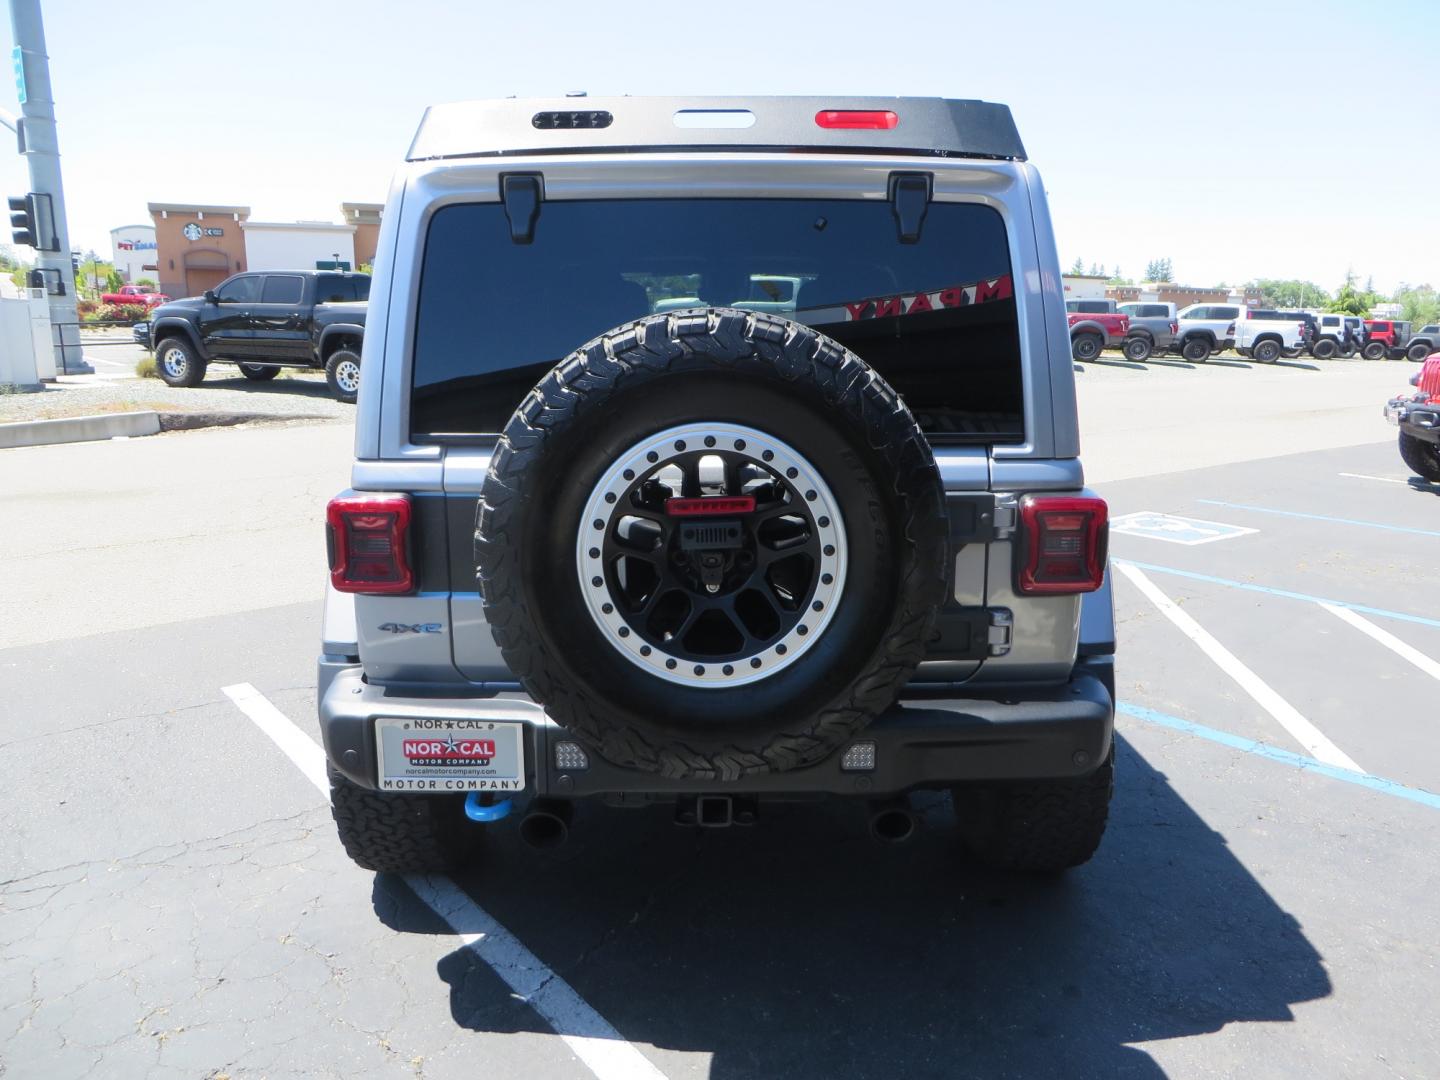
519 799 572 849
868 800 917 844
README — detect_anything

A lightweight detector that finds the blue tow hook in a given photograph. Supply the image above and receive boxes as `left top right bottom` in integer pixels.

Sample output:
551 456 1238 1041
464 792 513 823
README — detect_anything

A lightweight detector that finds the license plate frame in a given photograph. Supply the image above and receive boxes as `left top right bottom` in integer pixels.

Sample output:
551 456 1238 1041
373 717 526 793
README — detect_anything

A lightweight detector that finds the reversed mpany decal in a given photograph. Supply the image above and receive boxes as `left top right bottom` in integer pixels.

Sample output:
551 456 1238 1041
840 274 1014 321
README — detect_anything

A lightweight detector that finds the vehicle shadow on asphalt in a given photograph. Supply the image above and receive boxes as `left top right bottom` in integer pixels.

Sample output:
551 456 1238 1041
1145 358 1198 370
374 735 1331 1079
199 376 337 399
1206 359 1253 369
1086 358 1150 372
1273 360 1322 371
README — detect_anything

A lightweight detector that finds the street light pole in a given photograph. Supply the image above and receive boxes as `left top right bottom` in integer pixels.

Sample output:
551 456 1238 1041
8 0 89 374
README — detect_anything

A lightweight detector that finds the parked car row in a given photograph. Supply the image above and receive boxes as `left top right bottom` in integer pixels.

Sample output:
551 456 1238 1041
1066 298 1438 364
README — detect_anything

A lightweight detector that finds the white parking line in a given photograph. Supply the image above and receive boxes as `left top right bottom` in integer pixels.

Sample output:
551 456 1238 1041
1339 472 1411 485
221 682 667 1080
1113 564 1363 773
1321 605 1440 683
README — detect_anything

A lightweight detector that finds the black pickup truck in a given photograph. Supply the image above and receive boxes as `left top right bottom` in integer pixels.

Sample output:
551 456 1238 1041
141 270 369 402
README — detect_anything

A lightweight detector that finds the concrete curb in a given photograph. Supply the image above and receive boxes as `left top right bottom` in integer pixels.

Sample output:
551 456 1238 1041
0 410 161 449
0 409 335 449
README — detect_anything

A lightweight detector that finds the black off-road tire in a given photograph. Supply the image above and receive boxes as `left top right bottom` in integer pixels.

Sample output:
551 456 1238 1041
325 348 362 403
154 336 207 387
1252 338 1282 363
1408 342 1432 362
1122 335 1152 362
238 362 281 381
1399 432 1440 482
1071 333 1103 362
1337 343 1356 358
1181 337 1211 362
475 308 947 780
1363 342 1388 361
953 750 1114 873
1311 339 1338 359
328 765 478 873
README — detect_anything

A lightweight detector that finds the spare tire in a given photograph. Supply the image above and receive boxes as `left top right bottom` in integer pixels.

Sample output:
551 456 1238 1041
476 308 947 780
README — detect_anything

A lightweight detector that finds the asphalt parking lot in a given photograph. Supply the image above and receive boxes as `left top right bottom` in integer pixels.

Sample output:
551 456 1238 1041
3 359 1437 1079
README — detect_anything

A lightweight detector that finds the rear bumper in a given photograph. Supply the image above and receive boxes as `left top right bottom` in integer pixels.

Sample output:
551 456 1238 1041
317 659 1115 798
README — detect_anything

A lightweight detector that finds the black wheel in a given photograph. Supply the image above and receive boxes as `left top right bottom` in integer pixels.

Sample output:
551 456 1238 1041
1408 342 1432 362
328 765 479 873
1252 338 1282 363
1399 432 1440 483
1310 339 1338 359
1122 335 1152 362
1071 333 1103 361
238 362 281 381
953 750 1114 873
1180 337 1211 362
476 308 947 780
1362 342 1387 361
325 348 362 403
154 336 206 387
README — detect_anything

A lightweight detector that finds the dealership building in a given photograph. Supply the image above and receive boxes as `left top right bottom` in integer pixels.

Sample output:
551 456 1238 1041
145 202 384 299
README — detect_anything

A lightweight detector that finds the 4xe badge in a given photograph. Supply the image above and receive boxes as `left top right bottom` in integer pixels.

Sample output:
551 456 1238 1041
378 622 442 634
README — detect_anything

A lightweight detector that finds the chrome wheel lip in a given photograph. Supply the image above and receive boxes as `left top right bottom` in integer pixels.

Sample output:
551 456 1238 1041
334 359 360 393
575 422 848 689
160 347 187 378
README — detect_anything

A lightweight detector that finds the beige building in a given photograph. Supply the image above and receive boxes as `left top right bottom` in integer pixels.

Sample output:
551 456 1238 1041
149 203 250 299
343 203 384 269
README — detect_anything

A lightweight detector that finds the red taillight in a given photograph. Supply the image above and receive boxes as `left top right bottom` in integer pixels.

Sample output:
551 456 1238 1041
1170 321 1178 335
1227 322 1236 335
1017 496 1108 595
326 494 414 595
815 109 898 130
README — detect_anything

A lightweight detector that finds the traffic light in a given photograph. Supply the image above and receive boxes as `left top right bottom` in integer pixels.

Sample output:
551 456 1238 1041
9 195 35 247
7 192 57 250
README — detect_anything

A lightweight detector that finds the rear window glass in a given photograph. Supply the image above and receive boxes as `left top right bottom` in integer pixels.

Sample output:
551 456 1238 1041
261 275 304 304
410 199 1022 444
316 275 372 303
1066 300 1111 313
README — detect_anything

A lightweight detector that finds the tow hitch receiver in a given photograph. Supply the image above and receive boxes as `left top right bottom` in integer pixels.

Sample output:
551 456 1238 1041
676 794 759 828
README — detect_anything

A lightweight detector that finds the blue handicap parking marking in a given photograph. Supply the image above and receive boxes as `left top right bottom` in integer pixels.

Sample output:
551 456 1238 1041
1110 511 1259 546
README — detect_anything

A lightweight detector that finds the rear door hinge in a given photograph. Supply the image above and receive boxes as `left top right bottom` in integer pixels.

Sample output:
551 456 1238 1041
991 494 1018 539
987 609 1013 656
500 173 543 244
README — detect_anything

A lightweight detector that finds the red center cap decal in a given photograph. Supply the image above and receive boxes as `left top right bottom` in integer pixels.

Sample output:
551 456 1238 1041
665 496 757 516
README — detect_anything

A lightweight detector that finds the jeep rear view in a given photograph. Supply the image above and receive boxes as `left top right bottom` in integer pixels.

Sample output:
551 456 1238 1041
319 97 1116 875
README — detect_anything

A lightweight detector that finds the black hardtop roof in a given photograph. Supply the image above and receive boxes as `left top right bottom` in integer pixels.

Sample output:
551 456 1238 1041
407 95 1026 163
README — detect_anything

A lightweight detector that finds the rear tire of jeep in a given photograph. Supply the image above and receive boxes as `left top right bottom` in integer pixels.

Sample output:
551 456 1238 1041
155 337 206 387
1311 339 1338 359
476 308 947 780
1362 342 1387 361
238 362 281 381
1398 432 1440 483
1181 338 1210 362
1252 339 1282 363
328 765 478 873
1122 336 1152 362
1408 342 1432 362
325 349 362 403
952 750 1114 873
1072 333 1102 361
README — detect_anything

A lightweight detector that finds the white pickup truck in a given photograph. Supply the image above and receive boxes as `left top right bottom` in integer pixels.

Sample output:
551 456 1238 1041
1174 303 1305 363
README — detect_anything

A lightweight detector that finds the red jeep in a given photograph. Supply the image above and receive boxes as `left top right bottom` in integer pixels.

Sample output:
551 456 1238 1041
1363 319 1423 361
1385 355 1440 481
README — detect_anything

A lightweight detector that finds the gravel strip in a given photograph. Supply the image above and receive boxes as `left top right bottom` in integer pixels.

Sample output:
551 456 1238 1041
0 371 353 424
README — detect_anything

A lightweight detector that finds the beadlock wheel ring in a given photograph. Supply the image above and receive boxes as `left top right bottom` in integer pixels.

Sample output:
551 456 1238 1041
576 422 847 688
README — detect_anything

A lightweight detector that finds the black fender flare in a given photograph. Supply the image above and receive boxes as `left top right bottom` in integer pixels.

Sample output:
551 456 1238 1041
318 322 365 360
1069 319 1108 340
149 318 205 358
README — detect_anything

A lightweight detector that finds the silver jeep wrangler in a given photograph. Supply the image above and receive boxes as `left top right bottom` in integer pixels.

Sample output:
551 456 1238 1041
319 96 1116 874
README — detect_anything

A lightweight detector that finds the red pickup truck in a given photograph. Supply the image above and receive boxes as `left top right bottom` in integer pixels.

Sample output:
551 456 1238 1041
101 284 170 308
1067 310 1130 361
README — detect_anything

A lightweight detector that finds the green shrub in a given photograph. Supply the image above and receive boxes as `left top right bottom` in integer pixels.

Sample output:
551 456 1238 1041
135 356 157 378
81 302 150 324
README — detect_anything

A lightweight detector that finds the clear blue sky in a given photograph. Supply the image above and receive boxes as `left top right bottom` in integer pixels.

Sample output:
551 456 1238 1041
3 0 1436 292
